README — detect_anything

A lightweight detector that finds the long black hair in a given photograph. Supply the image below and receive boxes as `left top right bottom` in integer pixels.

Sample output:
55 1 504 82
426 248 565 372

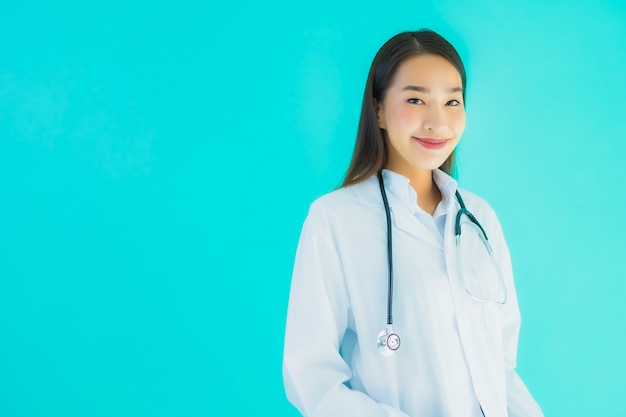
342 29 466 186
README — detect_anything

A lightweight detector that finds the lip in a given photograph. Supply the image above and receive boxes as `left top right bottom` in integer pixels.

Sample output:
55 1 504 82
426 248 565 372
413 137 449 150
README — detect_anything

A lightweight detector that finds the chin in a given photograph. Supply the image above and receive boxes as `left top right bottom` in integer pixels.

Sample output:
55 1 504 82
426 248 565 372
412 160 449 171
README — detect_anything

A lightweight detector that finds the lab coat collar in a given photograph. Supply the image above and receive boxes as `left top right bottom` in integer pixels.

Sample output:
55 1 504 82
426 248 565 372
350 169 458 249
432 169 458 217
381 169 458 216
351 169 457 210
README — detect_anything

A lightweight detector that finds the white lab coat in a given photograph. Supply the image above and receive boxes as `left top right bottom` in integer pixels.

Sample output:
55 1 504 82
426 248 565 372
283 170 543 417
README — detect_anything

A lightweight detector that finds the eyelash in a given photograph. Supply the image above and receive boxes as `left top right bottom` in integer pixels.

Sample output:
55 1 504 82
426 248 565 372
407 98 462 106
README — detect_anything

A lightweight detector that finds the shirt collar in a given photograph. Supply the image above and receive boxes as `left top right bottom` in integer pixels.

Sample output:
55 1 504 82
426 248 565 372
381 169 458 216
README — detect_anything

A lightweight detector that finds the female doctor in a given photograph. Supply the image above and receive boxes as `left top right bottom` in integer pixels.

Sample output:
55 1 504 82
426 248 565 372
283 29 544 417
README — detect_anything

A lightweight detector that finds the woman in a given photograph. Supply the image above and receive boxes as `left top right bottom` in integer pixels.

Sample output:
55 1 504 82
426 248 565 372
283 29 543 417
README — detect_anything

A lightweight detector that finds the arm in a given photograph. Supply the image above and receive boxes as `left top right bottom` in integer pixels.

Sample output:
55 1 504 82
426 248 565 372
283 204 410 417
491 216 544 417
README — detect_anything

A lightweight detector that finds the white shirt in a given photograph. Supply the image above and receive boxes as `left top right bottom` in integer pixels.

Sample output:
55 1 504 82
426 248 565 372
283 169 544 417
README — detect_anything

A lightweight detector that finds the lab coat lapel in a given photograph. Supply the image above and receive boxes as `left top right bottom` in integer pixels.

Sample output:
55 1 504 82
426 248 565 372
351 175 444 250
443 195 473 318
387 196 444 250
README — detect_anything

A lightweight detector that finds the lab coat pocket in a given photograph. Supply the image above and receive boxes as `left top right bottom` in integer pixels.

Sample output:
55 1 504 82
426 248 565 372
462 262 505 334
463 261 507 306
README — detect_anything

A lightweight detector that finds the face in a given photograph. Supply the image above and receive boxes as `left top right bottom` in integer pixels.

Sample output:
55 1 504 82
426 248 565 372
376 53 466 177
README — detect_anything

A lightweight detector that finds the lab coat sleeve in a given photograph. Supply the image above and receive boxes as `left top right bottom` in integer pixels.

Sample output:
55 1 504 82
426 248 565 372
490 212 544 417
283 203 410 417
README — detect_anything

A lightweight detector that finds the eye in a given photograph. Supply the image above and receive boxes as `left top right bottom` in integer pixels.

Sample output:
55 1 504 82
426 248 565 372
446 99 462 106
407 98 424 105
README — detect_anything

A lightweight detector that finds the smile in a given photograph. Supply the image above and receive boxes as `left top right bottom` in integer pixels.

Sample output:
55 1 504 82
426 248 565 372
412 137 449 150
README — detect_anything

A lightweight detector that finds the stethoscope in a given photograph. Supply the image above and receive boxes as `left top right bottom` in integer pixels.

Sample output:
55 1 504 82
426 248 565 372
376 171 508 356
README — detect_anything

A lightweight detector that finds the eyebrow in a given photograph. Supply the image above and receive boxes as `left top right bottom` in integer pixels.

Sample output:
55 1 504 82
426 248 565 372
402 85 463 93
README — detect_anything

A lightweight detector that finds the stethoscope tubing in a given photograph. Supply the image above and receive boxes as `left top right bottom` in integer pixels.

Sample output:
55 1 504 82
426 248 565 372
377 172 394 326
376 170 507 354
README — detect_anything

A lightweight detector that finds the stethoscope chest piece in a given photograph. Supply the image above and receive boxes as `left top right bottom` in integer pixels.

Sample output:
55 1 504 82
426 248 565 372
377 326 400 356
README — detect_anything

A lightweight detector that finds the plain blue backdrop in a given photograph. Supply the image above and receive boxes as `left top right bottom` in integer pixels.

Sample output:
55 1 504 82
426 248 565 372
1 1 625 416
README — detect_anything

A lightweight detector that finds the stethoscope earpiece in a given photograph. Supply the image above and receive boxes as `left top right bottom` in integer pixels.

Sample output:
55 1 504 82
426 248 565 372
377 326 401 356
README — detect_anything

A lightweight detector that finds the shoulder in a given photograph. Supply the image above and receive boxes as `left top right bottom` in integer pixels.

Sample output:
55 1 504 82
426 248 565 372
308 176 381 215
457 188 495 214
302 175 383 231
457 187 505 238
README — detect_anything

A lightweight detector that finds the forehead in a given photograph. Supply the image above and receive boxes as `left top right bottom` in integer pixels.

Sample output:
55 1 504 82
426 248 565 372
391 54 462 88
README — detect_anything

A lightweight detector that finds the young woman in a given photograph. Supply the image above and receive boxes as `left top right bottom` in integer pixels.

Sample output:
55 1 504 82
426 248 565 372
283 29 543 417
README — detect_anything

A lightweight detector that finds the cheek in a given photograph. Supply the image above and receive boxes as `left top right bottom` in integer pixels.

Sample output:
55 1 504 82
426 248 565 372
389 105 415 129
451 111 467 134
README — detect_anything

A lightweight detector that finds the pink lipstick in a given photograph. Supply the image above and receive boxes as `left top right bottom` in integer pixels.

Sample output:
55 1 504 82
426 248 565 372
413 137 448 150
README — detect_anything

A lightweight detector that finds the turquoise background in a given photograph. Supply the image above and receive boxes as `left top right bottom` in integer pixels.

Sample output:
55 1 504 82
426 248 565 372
1 1 625 416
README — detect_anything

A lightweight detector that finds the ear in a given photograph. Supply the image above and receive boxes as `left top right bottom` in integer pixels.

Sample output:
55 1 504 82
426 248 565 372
374 99 386 129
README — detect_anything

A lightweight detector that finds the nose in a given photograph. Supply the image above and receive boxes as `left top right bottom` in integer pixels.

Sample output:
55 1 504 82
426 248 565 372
423 106 447 135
